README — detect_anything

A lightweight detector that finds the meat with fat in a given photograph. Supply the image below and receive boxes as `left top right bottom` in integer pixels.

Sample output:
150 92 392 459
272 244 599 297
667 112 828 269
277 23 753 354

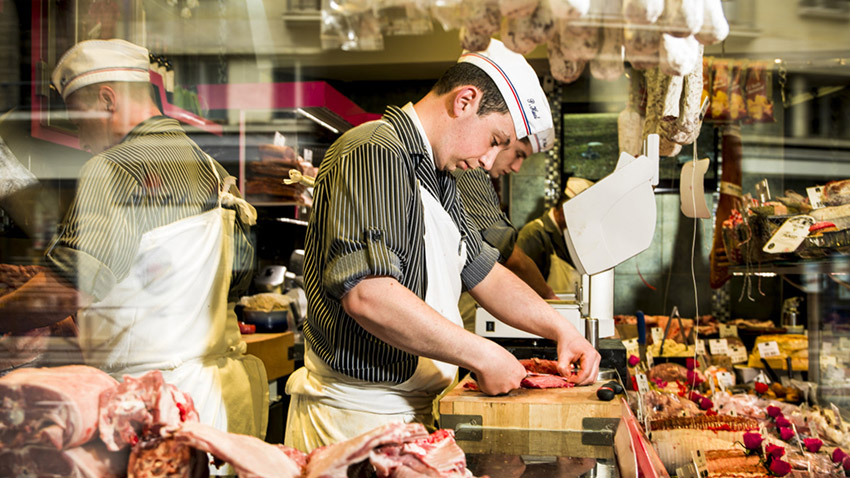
128 433 209 478
0 365 119 450
99 370 200 451
170 421 306 478
0 441 129 478
304 422 430 478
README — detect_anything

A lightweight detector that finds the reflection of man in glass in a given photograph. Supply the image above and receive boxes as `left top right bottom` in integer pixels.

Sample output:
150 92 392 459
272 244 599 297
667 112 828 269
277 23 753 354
0 39 268 444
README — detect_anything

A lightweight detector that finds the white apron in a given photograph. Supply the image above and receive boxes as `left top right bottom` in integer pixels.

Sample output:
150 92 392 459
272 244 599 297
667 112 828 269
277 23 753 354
285 184 467 452
76 163 268 444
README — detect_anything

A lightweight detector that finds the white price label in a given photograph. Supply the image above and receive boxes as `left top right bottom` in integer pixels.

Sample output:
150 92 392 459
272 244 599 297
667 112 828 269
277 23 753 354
763 215 815 254
717 371 736 389
807 186 825 209
623 338 640 359
719 324 738 338
709 338 729 356
728 344 748 363
758 341 781 358
651 327 665 344
304 149 313 162
696 339 706 355
646 349 654 368
692 450 709 478
636 372 650 395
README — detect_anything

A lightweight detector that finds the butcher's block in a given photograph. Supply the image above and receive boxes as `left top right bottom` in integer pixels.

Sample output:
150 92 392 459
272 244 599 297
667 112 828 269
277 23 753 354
439 375 621 457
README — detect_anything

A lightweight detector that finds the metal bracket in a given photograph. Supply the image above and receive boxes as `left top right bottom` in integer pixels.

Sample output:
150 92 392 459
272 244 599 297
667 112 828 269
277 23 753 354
581 417 619 446
439 414 483 441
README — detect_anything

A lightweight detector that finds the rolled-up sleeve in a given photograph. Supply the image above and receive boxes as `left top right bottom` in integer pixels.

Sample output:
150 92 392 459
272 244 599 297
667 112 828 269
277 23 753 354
322 142 413 300
46 157 141 301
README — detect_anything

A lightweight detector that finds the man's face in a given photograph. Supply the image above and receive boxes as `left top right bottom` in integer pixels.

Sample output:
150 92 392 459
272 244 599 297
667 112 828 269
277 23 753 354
65 89 113 154
486 138 532 178
434 110 515 172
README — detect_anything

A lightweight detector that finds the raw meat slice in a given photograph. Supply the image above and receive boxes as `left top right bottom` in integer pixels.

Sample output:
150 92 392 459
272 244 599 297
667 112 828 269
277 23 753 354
99 370 199 451
519 358 561 375
0 441 129 478
521 373 575 389
171 421 306 478
304 422 429 478
0 365 118 450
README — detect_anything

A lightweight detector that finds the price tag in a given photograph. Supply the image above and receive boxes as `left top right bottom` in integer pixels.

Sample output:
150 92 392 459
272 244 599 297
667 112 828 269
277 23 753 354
646 349 654 368
651 327 665 344
822 355 838 368
709 373 716 394
728 344 748 363
691 450 709 478
623 338 640 360
709 338 729 356
719 324 738 338
717 371 736 389
806 186 825 209
758 341 781 358
696 339 706 355
273 131 287 147
636 372 650 395
763 215 815 254
304 149 314 163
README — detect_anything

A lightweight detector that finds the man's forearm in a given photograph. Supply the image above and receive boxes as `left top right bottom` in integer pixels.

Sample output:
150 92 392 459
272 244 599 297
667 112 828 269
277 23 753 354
0 271 88 333
503 247 557 300
341 276 505 372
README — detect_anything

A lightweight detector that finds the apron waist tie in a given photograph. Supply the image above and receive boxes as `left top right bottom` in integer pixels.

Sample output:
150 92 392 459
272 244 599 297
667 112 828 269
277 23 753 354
105 341 248 376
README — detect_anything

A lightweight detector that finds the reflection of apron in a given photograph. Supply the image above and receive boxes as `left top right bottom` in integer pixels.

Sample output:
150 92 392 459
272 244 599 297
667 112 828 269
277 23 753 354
534 219 581 295
285 183 467 452
76 160 268 443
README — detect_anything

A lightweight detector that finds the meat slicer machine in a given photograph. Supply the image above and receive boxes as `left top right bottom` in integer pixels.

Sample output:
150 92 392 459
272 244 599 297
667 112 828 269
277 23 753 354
474 136 662 381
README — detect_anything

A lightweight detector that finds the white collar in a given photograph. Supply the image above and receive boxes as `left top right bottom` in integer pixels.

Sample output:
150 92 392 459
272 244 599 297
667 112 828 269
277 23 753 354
401 102 435 168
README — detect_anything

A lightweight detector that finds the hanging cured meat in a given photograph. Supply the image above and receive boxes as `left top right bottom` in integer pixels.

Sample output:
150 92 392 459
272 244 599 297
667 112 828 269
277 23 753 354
709 125 743 288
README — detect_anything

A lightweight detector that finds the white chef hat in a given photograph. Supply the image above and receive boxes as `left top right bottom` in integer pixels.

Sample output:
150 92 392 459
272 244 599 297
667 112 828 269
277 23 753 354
458 39 554 153
52 39 150 100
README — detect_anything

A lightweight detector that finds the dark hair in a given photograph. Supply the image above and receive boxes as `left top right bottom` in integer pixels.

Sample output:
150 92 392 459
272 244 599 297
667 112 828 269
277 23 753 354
431 63 509 117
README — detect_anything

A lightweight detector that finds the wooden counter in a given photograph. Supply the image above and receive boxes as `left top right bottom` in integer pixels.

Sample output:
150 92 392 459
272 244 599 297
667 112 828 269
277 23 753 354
439 375 621 457
242 332 295 381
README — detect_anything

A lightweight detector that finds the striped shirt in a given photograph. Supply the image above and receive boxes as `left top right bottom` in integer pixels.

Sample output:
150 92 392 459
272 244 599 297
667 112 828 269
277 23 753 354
47 116 254 301
303 105 499 383
454 167 517 263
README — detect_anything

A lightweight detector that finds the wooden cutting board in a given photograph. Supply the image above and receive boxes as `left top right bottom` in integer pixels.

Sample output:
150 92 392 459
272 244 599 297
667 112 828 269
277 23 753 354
439 375 622 456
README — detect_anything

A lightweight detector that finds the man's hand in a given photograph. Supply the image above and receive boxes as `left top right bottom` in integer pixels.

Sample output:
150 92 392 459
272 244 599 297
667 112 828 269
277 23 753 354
471 345 526 395
557 336 601 386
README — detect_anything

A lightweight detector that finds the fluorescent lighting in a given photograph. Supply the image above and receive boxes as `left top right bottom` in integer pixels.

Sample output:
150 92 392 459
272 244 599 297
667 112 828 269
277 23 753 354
296 108 340 134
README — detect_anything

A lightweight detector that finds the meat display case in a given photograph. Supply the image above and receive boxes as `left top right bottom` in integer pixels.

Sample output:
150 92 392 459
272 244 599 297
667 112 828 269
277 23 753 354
732 257 850 413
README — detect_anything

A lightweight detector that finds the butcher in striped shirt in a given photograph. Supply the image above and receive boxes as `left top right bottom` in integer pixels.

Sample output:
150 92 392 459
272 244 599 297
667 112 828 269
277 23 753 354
0 40 268 446
285 40 600 452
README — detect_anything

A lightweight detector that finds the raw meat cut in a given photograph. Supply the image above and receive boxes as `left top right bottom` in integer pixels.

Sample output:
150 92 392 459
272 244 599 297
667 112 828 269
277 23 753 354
0 441 129 478
128 434 209 478
0 365 118 450
304 422 430 478
521 373 575 389
171 421 306 478
519 357 561 375
99 370 199 451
